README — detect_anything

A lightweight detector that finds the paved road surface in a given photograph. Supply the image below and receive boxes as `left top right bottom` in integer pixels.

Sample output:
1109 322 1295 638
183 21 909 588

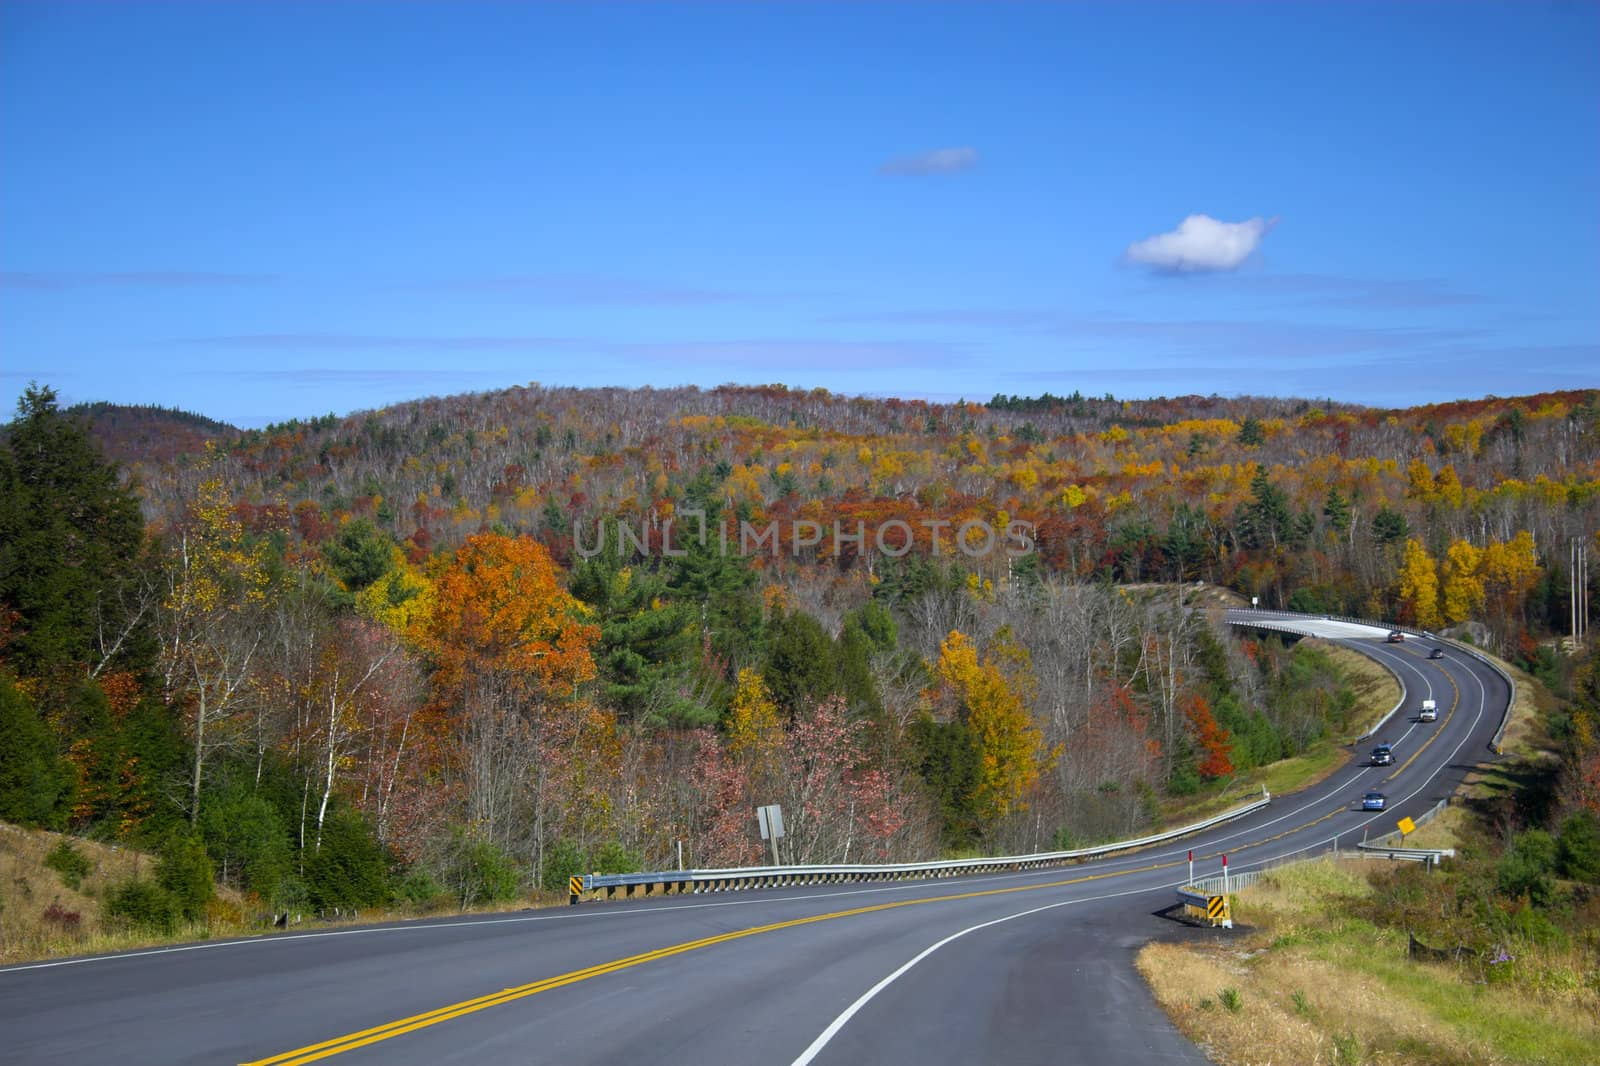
1 622 1508 1066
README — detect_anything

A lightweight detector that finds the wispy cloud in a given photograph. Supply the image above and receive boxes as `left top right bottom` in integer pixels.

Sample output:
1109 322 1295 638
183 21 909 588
207 368 508 386
1046 316 1480 361
1 271 278 289
419 273 747 305
879 147 979 176
1124 214 1277 273
185 333 573 352
820 308 1060 328
608 338 964 370
181 332 961 370
1160 272 1484 311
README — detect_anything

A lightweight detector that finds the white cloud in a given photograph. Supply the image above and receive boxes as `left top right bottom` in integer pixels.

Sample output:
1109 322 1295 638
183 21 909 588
1124 214 1278 273
879 147 979 176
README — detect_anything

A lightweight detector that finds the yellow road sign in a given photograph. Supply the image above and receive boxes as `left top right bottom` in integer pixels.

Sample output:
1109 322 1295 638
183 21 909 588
1206 895 1226 920
1397 816 1416 836
569 876 584 897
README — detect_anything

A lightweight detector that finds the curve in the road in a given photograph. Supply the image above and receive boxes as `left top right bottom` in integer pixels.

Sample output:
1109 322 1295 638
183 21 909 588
0 618 1510 1066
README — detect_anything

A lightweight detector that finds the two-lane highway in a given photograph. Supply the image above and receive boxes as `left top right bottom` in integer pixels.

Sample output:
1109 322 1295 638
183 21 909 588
0 619 1510 1066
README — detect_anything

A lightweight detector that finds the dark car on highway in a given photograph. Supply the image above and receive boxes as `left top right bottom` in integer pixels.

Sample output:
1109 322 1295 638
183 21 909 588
1387 631 1405 643
1370 744 1394 766
1429 647 1444 660
1362 792 1388 811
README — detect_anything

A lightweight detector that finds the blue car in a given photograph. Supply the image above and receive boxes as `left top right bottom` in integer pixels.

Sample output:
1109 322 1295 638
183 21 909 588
1362 792 1387 811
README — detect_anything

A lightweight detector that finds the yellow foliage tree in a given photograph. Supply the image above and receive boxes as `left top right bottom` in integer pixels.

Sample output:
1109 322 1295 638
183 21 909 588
1406 459 1437 501
355 546 434 643
727 667 782 774
1396 538 1442 629
1434 465 1464 509
936 630 1045 823
1481 531 1540 627
161 474 275 824
1440 538 1483 625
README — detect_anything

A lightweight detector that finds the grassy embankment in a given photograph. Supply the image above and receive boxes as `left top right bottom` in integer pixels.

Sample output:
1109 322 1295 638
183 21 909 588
1138 857 1598 1066
0 824 565 966
1139 645 1600 1065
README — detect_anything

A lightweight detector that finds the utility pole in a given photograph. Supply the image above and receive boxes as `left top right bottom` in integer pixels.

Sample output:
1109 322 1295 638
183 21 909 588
1574 538 1590 648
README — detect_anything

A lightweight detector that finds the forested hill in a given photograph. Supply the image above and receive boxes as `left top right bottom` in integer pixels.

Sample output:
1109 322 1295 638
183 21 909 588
65 401 238 467
107 382 1598 628
2 381 1597 941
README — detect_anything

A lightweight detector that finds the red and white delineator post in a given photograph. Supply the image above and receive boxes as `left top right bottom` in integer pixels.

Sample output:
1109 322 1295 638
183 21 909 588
1221 853 1233 929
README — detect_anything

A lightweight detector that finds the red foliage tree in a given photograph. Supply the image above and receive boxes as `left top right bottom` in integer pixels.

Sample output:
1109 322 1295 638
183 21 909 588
1183 693 1234 779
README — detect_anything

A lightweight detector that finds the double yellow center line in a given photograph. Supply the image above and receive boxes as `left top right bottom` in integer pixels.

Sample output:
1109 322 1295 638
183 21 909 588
249 670 1473 1066
1387 661 1461 782
242 860 1170 1066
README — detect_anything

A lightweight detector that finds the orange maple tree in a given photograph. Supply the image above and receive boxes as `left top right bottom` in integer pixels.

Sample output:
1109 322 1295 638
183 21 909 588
421 531 599 695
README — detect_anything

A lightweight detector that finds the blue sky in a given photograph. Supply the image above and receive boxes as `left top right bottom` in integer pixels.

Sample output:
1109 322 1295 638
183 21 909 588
2 1 1596 427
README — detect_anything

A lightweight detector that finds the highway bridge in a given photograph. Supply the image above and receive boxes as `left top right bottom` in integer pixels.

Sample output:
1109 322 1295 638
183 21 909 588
0 613 1512 1066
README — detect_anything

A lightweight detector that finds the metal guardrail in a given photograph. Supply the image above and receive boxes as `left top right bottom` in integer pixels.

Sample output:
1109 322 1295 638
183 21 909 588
1354 844 1454 865
1443 638 1517 755
1191 869 1266 895
577 787 1272 903
1354 660 1409 744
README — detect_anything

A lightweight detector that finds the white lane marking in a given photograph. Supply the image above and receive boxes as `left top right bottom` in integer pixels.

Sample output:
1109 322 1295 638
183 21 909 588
1357 640 1430 746
4 642 1501 978
1236 652 1490 867
787 878 1180 1066
791 654 1499 1066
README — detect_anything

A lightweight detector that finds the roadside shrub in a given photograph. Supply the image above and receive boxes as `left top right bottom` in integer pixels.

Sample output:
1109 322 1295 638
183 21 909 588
41 901 82 933
43 840 92 890
106 879 177 933
304 808 392 909
591 840 642 875
1050 826 1081 851
198 781 294 905
442 831 522 907
1503 903 1569 949
1556 811 1600 883
1218 986 1243 1013
541 838 586 894
156 832 215 921
398 868 445 907
1497 829 1558 906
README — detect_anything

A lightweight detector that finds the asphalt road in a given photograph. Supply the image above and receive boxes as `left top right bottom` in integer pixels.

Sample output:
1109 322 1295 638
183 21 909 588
1 622 1510 1066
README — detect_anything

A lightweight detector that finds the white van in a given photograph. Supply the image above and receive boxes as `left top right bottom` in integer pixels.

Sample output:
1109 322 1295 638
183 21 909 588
1419 699 1437 722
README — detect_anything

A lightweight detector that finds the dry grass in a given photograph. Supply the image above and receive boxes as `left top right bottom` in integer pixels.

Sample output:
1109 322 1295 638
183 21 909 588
1 822 574 966
1395 804 1469 850
1159 743 1347 828
0 823 220 964
1139 858 1600 1066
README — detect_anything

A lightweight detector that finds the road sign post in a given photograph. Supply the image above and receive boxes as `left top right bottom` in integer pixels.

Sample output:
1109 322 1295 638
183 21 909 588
757 804 786 866
1188 849 1193 886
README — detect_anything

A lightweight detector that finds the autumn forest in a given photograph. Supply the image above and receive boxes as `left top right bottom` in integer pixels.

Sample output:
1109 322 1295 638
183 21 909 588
2 382 1597 926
